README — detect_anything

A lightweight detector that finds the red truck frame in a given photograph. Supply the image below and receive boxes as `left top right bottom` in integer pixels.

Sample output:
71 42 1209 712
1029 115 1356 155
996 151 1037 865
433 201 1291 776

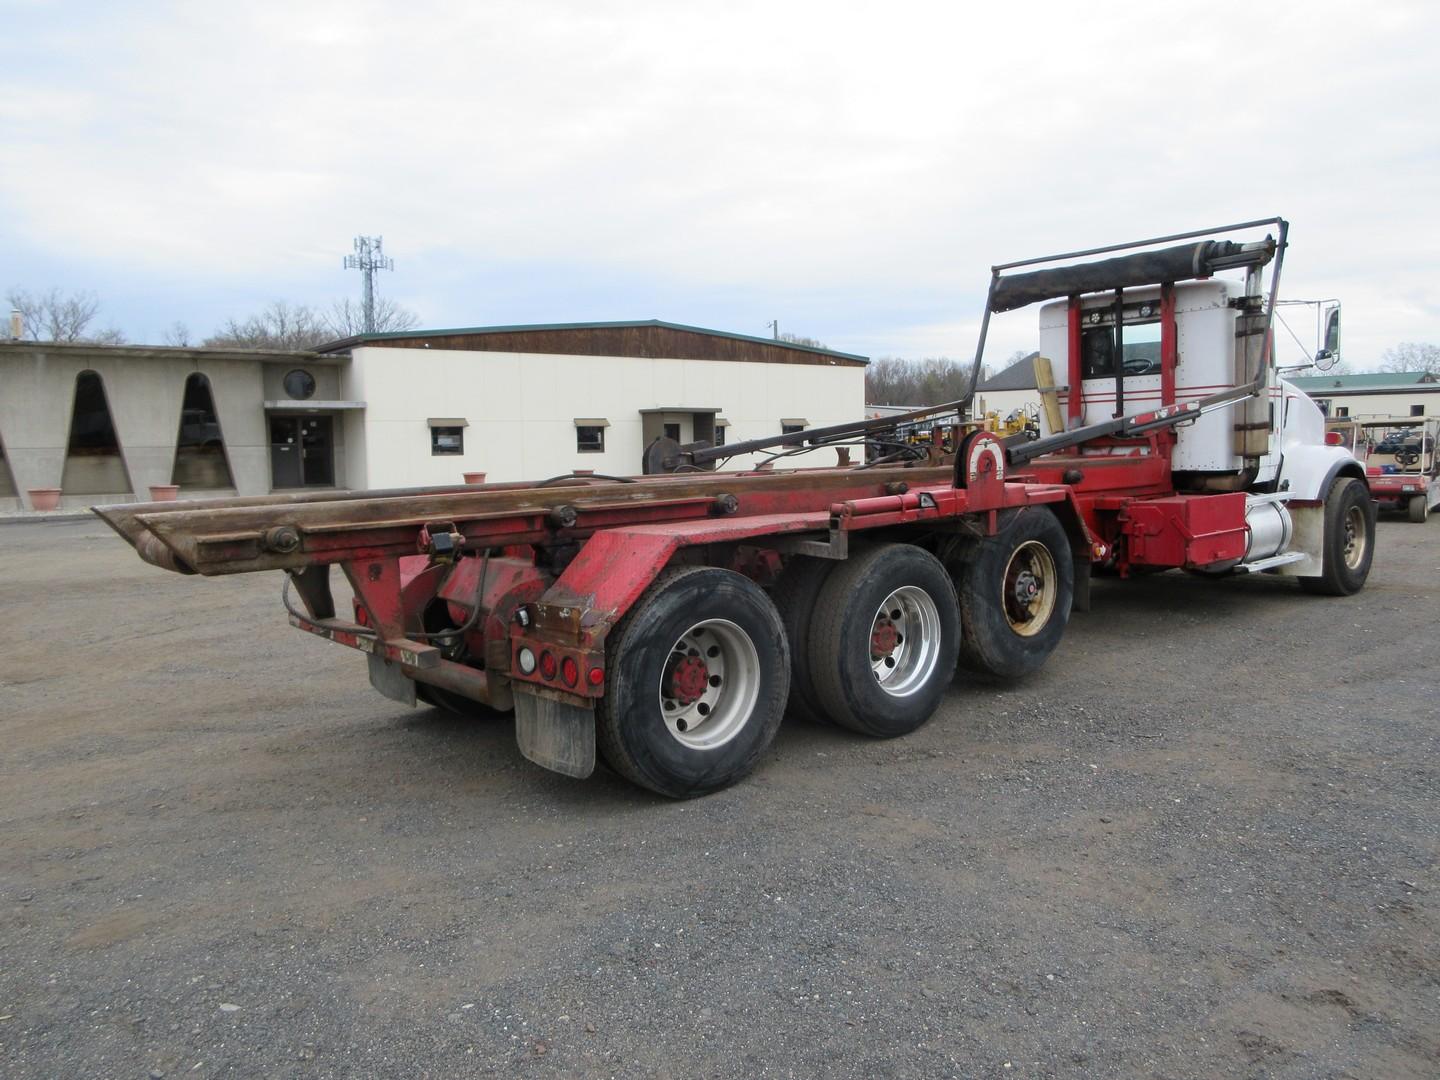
99 219 1375 798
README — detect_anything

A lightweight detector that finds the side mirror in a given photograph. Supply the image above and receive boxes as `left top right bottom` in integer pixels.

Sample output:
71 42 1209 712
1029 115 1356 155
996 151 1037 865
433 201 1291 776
1320 304 1341 362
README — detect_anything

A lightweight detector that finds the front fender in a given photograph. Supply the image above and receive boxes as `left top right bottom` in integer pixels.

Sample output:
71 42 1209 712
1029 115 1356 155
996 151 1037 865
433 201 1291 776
1278 445 1367 502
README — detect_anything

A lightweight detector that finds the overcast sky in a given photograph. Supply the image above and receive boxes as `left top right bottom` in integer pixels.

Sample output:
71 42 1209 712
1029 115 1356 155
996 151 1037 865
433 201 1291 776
2 0 1437 368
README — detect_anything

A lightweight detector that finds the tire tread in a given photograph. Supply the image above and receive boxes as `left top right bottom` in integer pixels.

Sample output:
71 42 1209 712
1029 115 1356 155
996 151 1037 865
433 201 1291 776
807 543 959 737
769 556 837 724
597 566 788 797
1299 476 1376 595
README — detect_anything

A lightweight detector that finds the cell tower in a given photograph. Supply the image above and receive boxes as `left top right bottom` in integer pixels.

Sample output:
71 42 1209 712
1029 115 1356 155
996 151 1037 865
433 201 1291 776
342 235 395 334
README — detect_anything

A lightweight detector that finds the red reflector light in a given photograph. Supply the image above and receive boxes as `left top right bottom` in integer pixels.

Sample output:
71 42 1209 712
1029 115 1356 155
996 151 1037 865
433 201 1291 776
587 666 604 687
539 651 558 680
1325 431 1344 446
561 657 579 686
1365 465 1382 476
354 605 369 626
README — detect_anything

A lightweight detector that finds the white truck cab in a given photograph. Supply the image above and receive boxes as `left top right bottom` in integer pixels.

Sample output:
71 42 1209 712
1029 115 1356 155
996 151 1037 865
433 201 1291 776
1028 265 1366 579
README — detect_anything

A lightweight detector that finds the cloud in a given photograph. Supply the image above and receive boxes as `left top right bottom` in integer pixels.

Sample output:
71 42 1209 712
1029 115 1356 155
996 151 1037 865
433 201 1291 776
1 0 1437 364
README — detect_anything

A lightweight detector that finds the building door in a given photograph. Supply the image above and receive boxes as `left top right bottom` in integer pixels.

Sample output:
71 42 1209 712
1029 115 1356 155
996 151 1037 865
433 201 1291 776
270 415 334 488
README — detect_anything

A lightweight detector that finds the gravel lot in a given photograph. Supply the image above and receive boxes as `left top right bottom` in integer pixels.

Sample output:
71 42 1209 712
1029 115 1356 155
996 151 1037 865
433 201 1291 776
1 514 1437 1079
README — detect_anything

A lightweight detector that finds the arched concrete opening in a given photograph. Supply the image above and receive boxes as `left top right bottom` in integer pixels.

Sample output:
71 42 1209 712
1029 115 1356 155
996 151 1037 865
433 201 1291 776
0 431 17 499
61 370 133 497
171 373 235 490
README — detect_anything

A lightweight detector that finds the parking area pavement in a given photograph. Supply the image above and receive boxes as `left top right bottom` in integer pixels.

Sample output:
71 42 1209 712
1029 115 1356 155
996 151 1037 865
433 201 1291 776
1 514 1437 1078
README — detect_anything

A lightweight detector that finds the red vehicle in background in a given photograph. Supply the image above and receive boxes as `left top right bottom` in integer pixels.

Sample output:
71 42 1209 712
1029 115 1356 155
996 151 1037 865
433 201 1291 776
1346 417 1440 523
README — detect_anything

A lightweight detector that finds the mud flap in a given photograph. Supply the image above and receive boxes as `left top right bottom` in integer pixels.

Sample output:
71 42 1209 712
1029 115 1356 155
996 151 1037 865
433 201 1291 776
368 654 417 706
514 690 596 779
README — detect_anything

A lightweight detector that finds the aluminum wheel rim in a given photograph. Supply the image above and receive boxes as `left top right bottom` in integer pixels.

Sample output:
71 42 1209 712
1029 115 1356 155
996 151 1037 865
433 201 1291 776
1342 505 1368 570
658 619 760 750
869 586 943 698
1003 541 1057 637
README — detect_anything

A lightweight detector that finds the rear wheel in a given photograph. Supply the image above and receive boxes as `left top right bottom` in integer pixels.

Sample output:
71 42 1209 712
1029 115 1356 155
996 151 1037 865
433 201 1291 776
956 508 1073 679
1299 477 1376 595
769 556 839 724
807 544 960 738
598 566 788 798
1408 494 1429 524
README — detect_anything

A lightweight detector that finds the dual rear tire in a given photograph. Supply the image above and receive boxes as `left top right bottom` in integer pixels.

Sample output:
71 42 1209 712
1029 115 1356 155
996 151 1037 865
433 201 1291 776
804 545 961 738
598 550 966 797
954 508 1074 679
598 567 790 799
597 515 1076 797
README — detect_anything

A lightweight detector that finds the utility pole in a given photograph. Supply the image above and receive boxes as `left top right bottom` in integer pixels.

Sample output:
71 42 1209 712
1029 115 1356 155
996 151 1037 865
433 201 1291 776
343 236 395 334
767 319 779 340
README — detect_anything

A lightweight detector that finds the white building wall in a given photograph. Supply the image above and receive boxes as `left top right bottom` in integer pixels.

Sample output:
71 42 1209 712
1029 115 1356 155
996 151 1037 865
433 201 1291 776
347 347 866 487
1307 388 1440 419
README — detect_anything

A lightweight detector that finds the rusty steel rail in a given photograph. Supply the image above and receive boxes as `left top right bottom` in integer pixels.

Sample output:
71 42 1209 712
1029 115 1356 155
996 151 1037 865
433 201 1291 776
93 466 954 577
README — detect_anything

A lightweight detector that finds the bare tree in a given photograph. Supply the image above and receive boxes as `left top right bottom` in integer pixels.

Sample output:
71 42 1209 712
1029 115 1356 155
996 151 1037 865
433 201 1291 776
778 331 827 349
162 321 192 347
326 296 420 338
1377 342 1440 374
6 287 126 344
865 357 971 406
203 301 333 351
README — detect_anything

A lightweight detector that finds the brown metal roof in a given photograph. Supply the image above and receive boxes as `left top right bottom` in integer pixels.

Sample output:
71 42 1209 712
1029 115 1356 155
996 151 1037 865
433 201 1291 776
316 319 867 367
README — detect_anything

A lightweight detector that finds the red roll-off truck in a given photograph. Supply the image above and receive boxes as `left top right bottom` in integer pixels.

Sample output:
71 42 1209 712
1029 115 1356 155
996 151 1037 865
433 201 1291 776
99 219 1375 797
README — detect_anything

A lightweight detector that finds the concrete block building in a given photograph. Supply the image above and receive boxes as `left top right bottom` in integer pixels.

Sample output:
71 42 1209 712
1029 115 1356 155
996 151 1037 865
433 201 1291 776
0 321 866 509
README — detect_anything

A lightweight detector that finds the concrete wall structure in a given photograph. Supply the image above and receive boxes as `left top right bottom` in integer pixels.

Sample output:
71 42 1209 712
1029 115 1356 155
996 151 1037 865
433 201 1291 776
0 343 339 510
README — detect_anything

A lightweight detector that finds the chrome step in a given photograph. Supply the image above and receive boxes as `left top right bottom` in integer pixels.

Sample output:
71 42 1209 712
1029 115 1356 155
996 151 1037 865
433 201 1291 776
1236 551 1308 573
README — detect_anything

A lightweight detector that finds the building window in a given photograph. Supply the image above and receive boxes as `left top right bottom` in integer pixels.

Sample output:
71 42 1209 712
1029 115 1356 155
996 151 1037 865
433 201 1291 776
172 373 234 488
663 422 681 442
781 419 807 435
430 425 464 455
715 424 727 446
283 369 316 400
1411 404 1425 416
1334 406 1349 418
577 425 605 453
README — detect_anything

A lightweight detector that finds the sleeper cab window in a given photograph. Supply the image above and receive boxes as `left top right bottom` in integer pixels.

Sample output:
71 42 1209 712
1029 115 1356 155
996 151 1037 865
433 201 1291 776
575 419 607 453
1080 302 1163 380
429 419 466 455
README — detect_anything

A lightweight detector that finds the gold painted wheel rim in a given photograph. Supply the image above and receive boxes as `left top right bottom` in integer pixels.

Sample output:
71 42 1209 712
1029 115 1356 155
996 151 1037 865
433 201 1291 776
1003 540 1057 637
1342 505 1368 570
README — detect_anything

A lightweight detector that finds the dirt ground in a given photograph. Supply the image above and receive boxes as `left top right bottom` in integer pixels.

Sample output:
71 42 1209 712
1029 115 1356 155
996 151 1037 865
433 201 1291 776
1 514 1437 1079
